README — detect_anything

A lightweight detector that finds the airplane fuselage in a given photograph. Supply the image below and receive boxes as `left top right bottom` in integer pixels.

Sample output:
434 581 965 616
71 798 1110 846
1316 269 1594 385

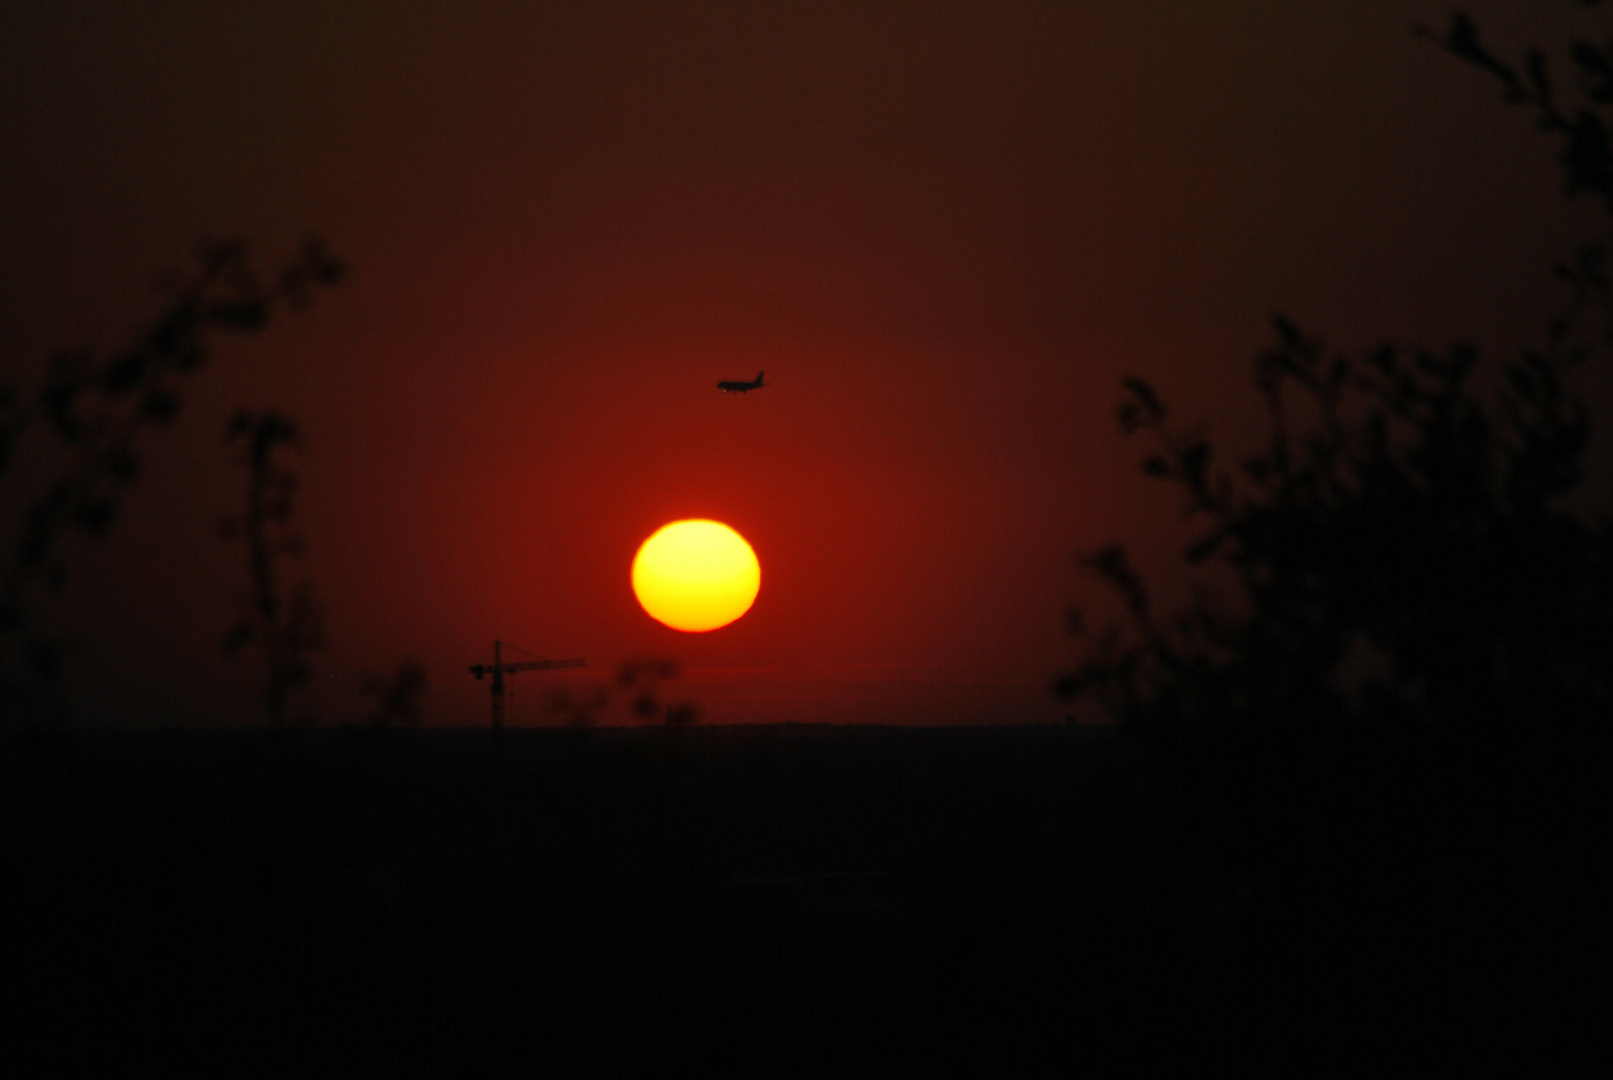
717 370 767 394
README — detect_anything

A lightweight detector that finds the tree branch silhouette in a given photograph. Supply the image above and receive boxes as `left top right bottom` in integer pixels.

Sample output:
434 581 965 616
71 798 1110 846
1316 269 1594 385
362 659 430 728
0 238 344 726
1060 7 1613 776
221 410 323 727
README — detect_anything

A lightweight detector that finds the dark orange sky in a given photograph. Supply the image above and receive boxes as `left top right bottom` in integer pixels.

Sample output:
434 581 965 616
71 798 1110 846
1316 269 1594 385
1 1 1604 727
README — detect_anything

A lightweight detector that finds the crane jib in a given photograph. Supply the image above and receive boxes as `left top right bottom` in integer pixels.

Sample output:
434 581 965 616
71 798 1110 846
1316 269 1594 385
470 642 586 727
502 659 586 674
468 658 585 679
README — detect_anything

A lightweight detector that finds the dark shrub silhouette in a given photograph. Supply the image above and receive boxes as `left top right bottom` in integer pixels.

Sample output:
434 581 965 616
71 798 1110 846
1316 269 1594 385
0 238 343 726
1059 318 1611 756
1052 15 1611 1045
541 682 612 730
537 656 699 729
617 656 685 721
362 658 430 728
1060 7 1613 769
221 410 324 726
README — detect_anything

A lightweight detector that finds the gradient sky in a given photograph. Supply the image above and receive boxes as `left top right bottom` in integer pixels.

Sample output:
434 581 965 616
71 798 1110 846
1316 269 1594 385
2 1 1606 727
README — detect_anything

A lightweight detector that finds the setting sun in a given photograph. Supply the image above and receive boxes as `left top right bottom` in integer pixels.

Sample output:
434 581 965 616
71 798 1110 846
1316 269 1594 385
631 520 761 632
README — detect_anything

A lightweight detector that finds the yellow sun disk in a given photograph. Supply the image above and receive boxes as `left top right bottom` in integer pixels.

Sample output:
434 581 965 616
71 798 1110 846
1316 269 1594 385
631 520 760 632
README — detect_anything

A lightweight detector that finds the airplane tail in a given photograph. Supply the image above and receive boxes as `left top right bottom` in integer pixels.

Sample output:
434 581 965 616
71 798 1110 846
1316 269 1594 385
756 370 766 385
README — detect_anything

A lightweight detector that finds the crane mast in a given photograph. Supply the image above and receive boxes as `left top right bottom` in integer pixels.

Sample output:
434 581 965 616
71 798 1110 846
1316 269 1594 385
469 639 585 728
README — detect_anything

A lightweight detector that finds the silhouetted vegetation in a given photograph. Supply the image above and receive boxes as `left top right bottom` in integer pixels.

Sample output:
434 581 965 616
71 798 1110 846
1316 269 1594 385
1044 13 1609 1054
220 410 325 726
0 238 343 726
362 659 430 728
617 655 700 726
540 680 612 730
1060 314 1610 748
1061 6 1613 767
538 655 700 729
1421 0 1613 214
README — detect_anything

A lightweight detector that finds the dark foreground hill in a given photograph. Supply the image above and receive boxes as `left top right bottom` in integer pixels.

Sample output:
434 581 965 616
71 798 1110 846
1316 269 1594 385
0 723 1582 1070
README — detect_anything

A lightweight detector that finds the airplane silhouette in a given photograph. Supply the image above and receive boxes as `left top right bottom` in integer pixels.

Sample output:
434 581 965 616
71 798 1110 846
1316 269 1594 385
717 370 767 394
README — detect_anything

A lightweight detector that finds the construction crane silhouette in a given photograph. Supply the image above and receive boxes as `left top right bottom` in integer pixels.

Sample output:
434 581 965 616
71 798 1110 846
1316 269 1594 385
469 640 584 728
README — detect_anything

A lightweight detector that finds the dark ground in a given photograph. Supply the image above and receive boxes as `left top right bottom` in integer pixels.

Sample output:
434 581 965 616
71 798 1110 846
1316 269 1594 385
0 723 1587 1071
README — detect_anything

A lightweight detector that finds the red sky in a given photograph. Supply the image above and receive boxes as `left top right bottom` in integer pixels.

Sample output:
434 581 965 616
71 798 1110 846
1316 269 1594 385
1 1 1606 727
